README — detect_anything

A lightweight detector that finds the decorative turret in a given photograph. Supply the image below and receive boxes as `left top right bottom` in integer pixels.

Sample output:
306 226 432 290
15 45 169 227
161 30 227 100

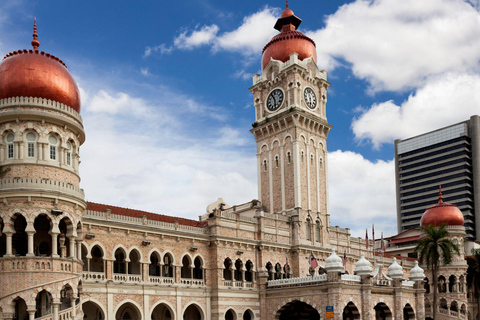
408 261 425 281
325 249 343 273
387 257 404 279
354 253 372 276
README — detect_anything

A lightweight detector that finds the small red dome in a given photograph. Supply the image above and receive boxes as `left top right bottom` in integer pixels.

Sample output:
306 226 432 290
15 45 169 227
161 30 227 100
262 5 316 69
0 50 81 113
420 189 464 227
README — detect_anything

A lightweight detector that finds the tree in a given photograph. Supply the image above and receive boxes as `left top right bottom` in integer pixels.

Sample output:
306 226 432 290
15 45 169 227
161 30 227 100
414 224 459 320
467 249 480 320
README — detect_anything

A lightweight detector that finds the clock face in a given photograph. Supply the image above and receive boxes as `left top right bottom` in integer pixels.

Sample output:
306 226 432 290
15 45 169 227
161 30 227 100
266 89 284 112
304 87 317 109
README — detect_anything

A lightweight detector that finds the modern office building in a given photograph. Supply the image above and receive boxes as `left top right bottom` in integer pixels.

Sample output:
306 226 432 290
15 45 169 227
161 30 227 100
395 115 480 240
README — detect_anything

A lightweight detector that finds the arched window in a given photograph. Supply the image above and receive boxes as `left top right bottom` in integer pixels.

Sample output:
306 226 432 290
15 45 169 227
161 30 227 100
114 249 126 274
224 258 232 280
91 246 104 272
449 275 457 293
263 159 267 172
315 221 321 243
181 256 191 278
149 253 161 277
245 260 253 282
48 135 58 161
286 151 291 164
301 150 305 162
6 133 14 159
163 254 173 278
310 154 314 166
275 155 279 168
235 259 243 281
306 219 311 241
274 262 282 280
266 262 273 281
66 142 72 166
193 257 203 279
25 131 37 158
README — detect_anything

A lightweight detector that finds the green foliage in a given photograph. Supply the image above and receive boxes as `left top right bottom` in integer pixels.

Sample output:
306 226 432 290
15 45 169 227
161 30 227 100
414 224 459 319
0 165 10 178
467 249 480 307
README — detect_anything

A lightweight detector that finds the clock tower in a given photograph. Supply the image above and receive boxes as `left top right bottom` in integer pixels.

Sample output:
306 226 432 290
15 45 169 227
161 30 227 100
250 3 332 245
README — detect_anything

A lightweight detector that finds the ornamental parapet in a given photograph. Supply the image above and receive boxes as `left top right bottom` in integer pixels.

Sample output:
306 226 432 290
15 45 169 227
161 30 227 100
84 210 207 234
0 177 84 200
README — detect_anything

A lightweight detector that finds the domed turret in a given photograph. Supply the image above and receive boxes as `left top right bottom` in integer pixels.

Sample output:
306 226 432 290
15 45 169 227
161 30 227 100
0 19 81 112
354 253 372 276
387 257 404 279
409 261 425 281
261 1 317 69
325 249 343 273
420 187 464 227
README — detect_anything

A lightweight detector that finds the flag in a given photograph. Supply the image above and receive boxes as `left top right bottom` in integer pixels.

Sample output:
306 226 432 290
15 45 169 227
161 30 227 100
372 224 375 244
365 229 369 249
343 250 347 267
309 252 318 269
381 232 385 252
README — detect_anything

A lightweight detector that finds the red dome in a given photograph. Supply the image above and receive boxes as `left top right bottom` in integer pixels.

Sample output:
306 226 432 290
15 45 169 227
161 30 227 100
420 191 464 227
0 50 81 113
261 5 317 69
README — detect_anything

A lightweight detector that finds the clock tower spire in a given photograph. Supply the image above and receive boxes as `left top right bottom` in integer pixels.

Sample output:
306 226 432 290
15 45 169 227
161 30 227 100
250 3 331 245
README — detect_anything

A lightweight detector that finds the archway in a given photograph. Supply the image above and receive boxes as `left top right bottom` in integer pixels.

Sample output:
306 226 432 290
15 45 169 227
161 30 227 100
13 297 28 320
225 309 236 320
116 302 142 320
450 301 458 312
403 304 415 320
181 255 191 279
151 303 173 320
128 250 141 275
183 304 202 320
58 217 73 258
193 257 203 280
83 301 105 320
243 309 254 320
35 290 53 317
60 284 74 311
163 253 174 278
448 275 457 293
374 303 392 320
277 301 320 320
91 245 104 272
224 258 233 281
13 214 28 256
343 302 360 320
149 252 161 277
114 248 126 274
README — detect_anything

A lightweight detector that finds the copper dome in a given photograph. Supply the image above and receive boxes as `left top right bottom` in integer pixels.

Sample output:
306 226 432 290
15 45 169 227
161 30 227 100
0 21 81 113
420 188 464 227
261 5 317 70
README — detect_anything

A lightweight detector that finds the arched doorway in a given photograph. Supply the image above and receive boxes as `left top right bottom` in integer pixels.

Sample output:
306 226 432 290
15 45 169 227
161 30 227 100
403 304 415 320
116 302 142 320
35 290 53 318
277 301 320 320
243 309 254 320
83 301 105 320
225 309 236 320
374 303 392 320
13 297 28 320
183 304 202 320
151 303 173 320
343 302 360 320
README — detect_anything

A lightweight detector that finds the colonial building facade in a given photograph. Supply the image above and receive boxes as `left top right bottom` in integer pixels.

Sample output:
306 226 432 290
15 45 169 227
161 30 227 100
0 5 472 320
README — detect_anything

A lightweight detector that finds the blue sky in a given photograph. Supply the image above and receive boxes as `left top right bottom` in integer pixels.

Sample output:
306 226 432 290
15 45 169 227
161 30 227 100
1 0 480 237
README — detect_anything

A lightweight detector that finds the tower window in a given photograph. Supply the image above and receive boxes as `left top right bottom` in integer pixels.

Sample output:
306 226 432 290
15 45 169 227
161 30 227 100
306 219 311 241
6 133 14 159
310 154 314 166
319 158 323 169
275 155 279 168
66 142 72 166
286 151 291 164
263 159 268 172
315 221 321 243
26 131 37 158
301 151 305 162
48 135 58 161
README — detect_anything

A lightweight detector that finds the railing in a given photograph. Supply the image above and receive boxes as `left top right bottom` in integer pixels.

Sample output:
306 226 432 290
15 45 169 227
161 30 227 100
0 178 84 199
439 308 448 315
35 306 74 320
0 96 83 123
149 276 174 285
341 274 361 282
84 210 207 234
222 280 254 288
402 280 415 287
180 278 204 286
376 279 392 286
450 310 459 317
268 274 327 288
113 274 142 283
82 271 106 282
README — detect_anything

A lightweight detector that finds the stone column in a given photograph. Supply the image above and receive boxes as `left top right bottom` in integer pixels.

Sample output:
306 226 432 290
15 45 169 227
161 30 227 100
52 302 60 320
360 275 373 319
26 230 35 256
4 231 13 257
415 280 425 320
27 309 36 320
50 231 59 257
70 297 77 317
68 236 75 258
43 143 48 161
142 262 149 282
76 239 82 260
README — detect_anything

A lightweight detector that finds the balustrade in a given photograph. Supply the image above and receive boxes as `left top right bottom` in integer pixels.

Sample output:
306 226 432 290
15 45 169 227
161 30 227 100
149 276 174 285
180 278 204 286
82 271 106 282
113 274 142 283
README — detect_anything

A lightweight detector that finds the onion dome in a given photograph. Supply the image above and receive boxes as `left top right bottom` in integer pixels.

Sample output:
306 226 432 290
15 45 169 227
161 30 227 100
420 187 464 227
261 1 317 69
409 261 425 282
354 253 372 276
387 257 404 279
325 249 343 273
0 19 81 112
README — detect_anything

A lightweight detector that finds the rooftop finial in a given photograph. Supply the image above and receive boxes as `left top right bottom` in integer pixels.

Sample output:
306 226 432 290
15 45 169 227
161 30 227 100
439 185 443 203
31 17 40 50
286 0 289 9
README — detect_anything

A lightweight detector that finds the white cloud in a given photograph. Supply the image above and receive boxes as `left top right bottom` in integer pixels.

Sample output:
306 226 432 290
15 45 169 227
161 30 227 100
140 67 150 76
174 25 220 49
145 7 278 57
327 150 396 237
308 0 480 92
352 73 480 148
86 90 150 116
